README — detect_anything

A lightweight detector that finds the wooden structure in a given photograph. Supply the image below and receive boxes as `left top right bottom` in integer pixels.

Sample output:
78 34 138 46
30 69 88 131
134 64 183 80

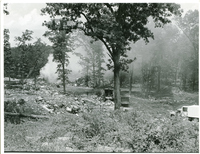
121 96 130 107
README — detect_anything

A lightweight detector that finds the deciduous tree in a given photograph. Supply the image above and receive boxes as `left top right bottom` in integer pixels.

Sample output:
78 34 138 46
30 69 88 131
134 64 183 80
44 29 73 93
41 3 181 109
75 33 105 87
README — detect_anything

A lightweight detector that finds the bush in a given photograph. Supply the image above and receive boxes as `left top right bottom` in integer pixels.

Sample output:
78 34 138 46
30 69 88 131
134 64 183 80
71 109 199 153
4 99 25 113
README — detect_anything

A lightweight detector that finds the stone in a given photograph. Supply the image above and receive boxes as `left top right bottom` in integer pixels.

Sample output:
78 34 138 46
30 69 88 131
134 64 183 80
41 104 54 113
66 107 72 112
170 111 176 116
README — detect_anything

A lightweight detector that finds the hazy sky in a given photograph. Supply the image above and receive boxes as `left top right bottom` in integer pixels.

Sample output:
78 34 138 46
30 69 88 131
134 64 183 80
2 2 199 82
3 2 199 47
3 3 50 47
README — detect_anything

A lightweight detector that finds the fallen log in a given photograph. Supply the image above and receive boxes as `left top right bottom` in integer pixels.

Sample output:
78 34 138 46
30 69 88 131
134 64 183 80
6 85 23 90
4 112 49 119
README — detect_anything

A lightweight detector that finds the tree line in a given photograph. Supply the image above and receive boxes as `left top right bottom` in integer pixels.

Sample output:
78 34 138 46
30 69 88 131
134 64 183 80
4 29 50 87
124 10 199 95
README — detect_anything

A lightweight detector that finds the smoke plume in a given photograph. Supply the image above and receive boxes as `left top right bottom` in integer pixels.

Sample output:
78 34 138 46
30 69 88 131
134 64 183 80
40 54 58 83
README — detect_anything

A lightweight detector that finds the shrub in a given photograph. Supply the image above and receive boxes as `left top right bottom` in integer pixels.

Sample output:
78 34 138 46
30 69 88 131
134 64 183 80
122 114 199 153
71 109 199 153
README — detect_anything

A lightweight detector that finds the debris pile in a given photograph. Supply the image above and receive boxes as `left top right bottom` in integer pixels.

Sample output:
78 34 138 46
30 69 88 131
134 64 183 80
4 78 117 124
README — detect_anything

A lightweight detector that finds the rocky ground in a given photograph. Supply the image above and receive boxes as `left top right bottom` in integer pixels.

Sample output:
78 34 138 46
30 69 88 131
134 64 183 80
4 79 116 124
3 78 199 153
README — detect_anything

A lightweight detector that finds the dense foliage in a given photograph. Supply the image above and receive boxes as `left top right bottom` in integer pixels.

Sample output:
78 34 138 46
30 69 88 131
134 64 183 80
70 110 199 153
6 31 50 85
4 107 199 152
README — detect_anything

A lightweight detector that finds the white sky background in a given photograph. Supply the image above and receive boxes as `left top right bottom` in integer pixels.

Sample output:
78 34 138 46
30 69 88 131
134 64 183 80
2 1 200 82
3 3 51 47
3 2 199 47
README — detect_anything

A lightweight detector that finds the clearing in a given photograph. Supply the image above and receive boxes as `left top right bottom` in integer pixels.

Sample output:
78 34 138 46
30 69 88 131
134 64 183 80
3 79 199 152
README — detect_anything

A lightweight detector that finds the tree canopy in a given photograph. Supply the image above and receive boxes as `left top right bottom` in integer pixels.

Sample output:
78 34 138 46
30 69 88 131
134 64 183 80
42 3 181 63
42 3 182 109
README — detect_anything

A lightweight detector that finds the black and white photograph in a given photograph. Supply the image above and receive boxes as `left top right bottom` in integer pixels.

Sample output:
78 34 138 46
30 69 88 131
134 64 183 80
2 0 199 153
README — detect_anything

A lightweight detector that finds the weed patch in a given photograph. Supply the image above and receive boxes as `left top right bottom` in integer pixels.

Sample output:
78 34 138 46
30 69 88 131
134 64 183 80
69 109 199 153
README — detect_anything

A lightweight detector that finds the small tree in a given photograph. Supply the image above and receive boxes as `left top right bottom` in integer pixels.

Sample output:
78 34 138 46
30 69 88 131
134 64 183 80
78 56 91 87
76 35 105 87
45 30 73 93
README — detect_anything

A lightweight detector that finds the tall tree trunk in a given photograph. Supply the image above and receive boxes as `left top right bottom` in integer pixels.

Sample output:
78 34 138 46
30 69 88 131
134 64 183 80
129 63 133 96
97 59 101 87
21 49 26 86
113 52 121 110
97 70 100 87
62 63 66 93
192 69 196 91
174 67 178 86
34 76 36 89
182 73 186 91
21 70 24 85
157 66 161 92
86 64 89 87
92 62 95 88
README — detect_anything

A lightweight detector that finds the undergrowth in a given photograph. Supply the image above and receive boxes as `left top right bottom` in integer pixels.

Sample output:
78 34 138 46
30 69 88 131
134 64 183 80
4 108 199 152
70 109 199 153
